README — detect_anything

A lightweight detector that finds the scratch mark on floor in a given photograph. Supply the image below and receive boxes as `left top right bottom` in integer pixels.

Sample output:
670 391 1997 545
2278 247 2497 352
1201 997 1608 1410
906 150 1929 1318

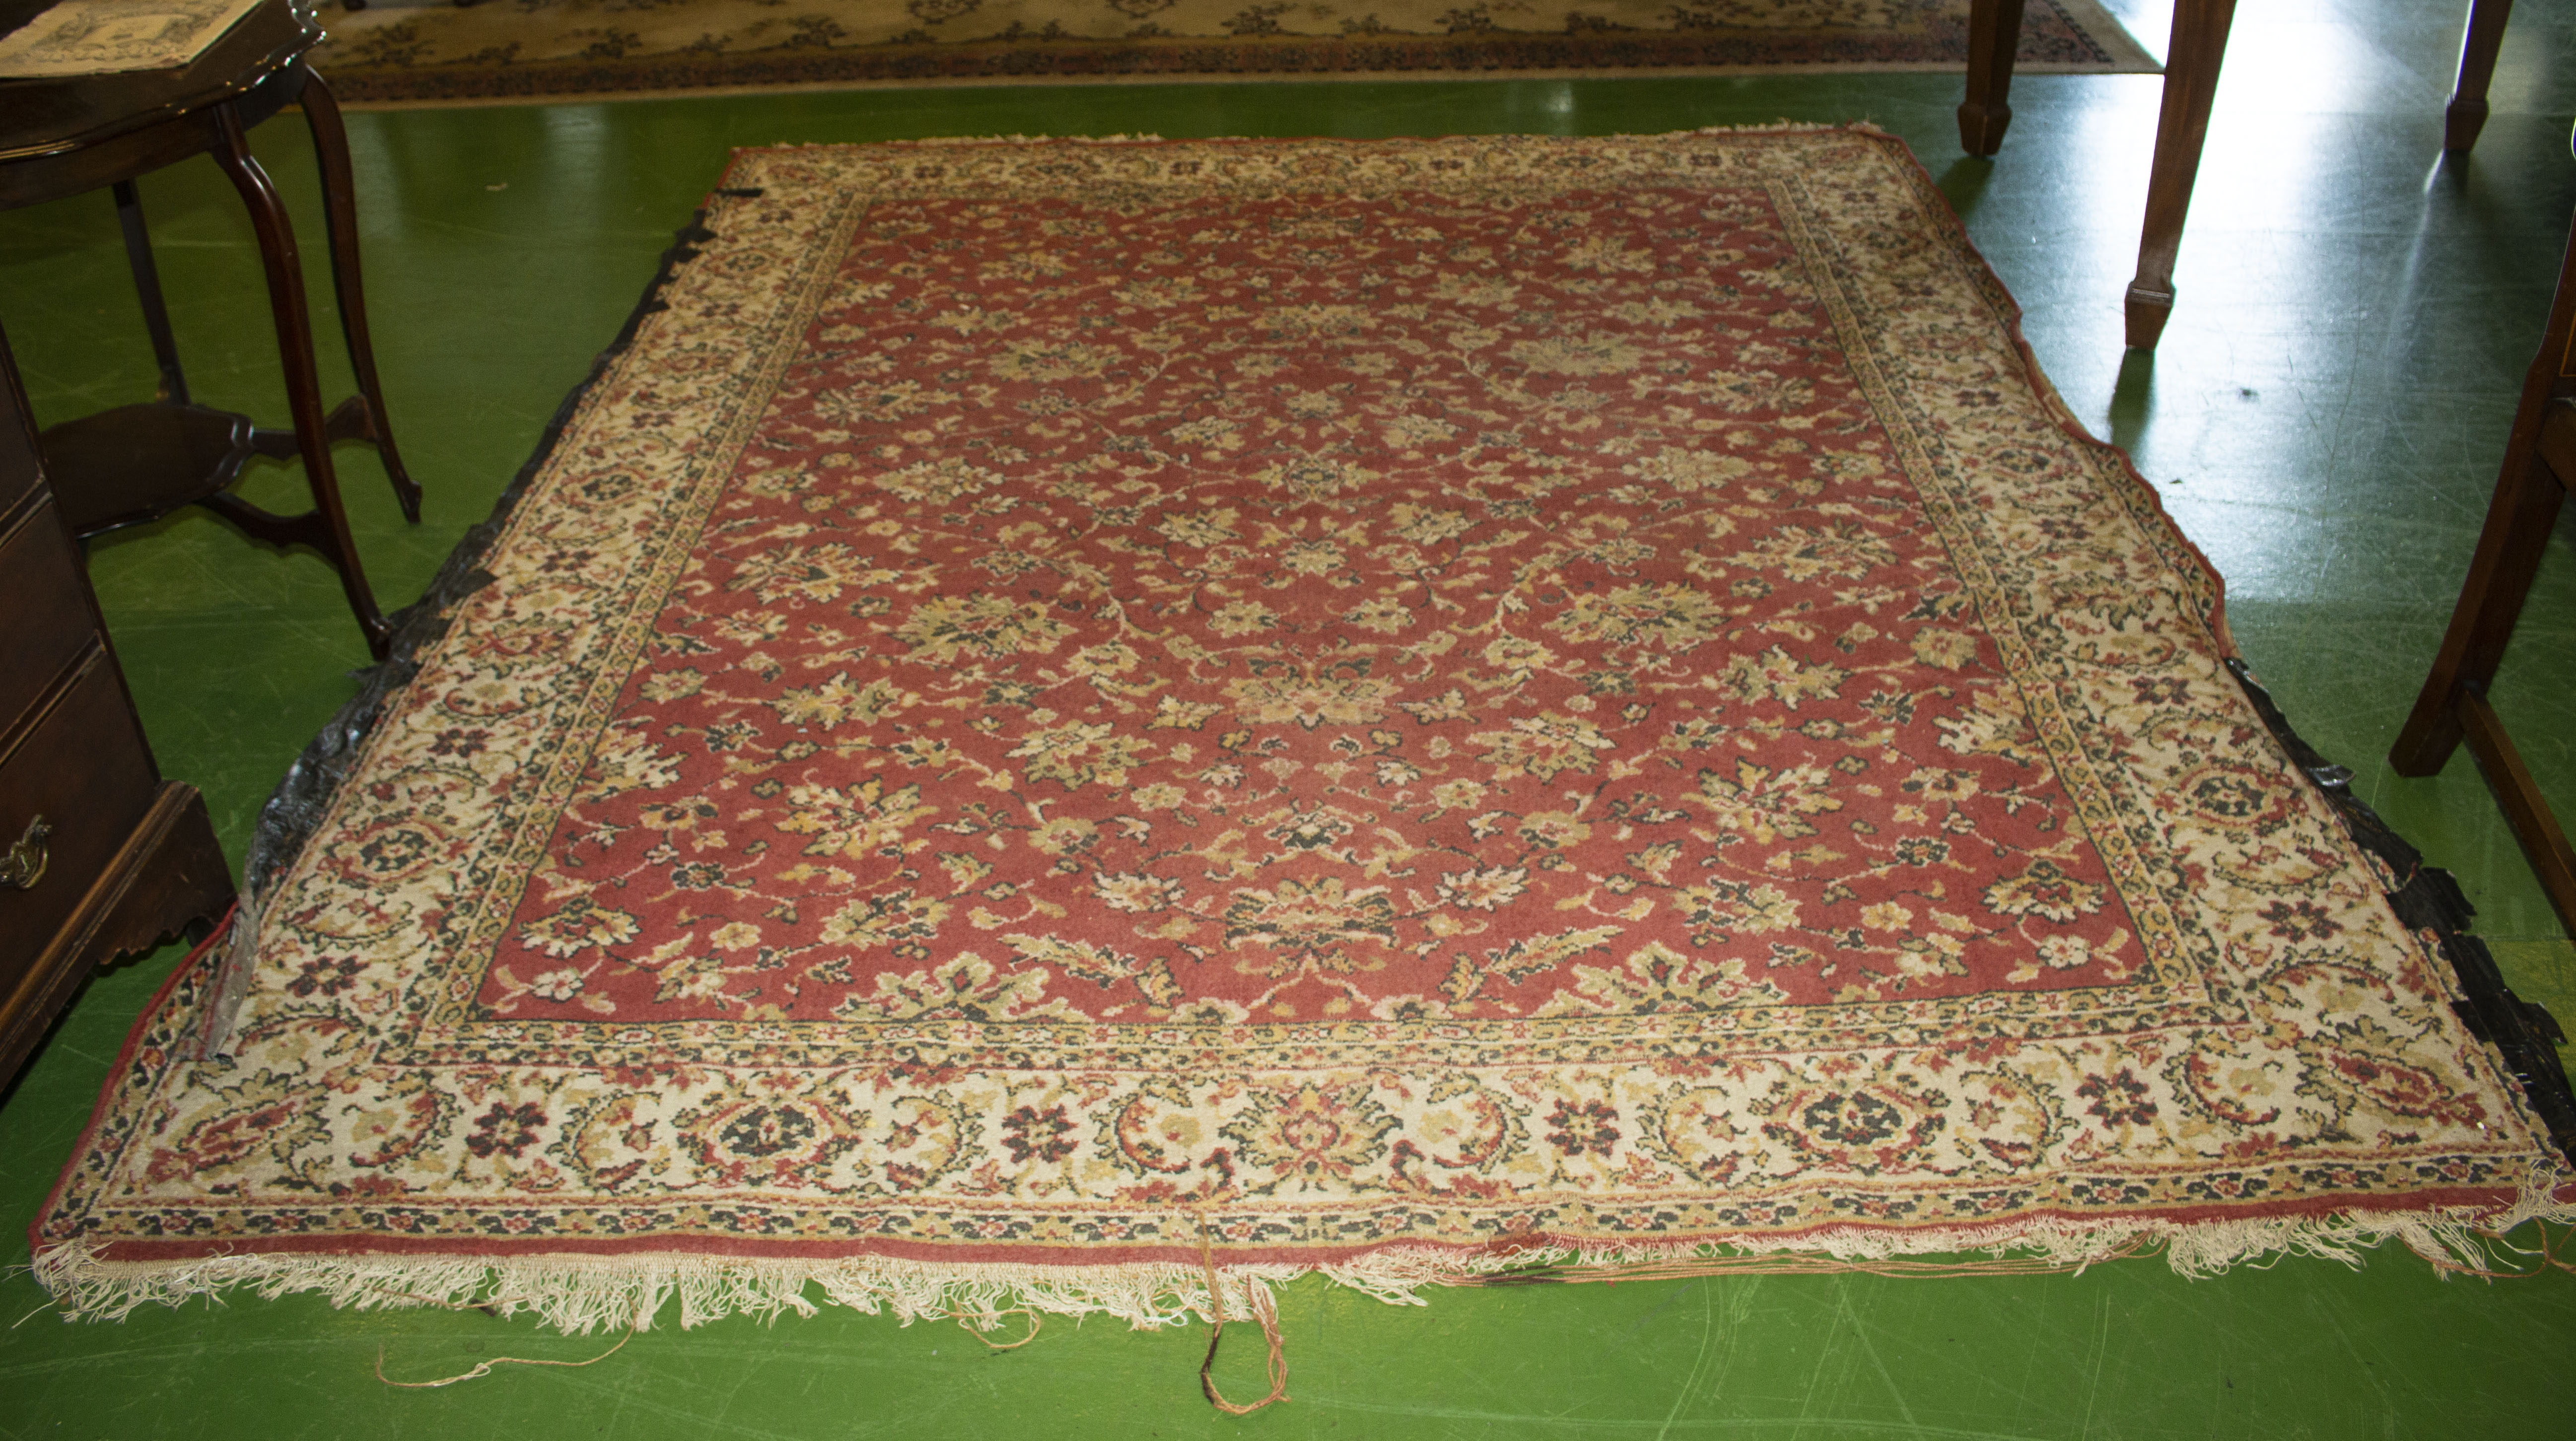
1654 1281 1721 1441
1835 1281 1919 1435
2075 1290 2111 1440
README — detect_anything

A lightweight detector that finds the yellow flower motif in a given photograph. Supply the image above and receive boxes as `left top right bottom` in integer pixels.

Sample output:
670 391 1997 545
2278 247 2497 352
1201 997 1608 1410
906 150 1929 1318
1508 332 1645 376
770 672 905 731
1910 627 1982 670
1222 878 1398 975
1694 759 1843 845
1225 672 1396 730
1206 600 1279 637
872 456 1003 504
1255 456 1378 502
727 542 900 604
1861 901 1915 932
1155 508 1239 548
1472 713 1615 781
1548 582 1731 650
776 779 937 857
1716 645 1849 709
1280 540 1346 575
1728 524 1901 582
1623 448 1752 493
1065 642 1141 679
1676 881 1802 938
818 889 952 953
1148 696 1224 730
892 594 1073 664
1437 866 1529 911
1481 635 1556 674
1007 722 1153 789
1431 779 1487 809
1029 818 1099 856
988 339 1118 381
1517 812 1593 849
1981 860 2105 924
1389 505 1473 545
520 896 639 959
1343 597 1414 633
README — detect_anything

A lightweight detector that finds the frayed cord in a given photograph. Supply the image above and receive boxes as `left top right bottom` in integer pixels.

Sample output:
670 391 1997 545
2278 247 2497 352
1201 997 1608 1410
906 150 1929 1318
1195 1211 1287 1415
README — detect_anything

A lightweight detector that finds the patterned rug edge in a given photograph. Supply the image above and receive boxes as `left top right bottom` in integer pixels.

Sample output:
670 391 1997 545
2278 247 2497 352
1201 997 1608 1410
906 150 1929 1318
33 126 2576 1337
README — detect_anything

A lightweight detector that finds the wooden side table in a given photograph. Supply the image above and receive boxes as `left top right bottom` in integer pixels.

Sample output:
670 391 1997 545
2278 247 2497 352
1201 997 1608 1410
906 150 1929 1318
0 0 418 658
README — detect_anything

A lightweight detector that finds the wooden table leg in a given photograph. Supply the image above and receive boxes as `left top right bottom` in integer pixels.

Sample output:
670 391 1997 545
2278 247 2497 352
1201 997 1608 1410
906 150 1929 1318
2446 0 2516 153
2123 0 2237 350
208 101 394 660
294 65 421 524
1957 0 2026 157
111 181 191 407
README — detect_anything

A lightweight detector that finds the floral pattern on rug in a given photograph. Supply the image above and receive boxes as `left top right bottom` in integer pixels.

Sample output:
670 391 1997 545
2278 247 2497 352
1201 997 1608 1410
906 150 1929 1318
37 134 2564 1324
311 0 2156 103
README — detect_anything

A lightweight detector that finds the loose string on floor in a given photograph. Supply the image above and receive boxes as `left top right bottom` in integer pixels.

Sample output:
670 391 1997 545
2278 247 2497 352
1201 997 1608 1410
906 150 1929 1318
1195 1210 1289 1415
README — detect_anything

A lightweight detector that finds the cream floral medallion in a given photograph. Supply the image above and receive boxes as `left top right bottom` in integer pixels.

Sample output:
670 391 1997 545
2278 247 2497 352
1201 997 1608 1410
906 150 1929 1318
38 132 2567 1334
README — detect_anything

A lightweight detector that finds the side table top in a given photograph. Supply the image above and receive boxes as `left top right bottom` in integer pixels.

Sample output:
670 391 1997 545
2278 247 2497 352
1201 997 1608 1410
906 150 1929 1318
0 0 320 169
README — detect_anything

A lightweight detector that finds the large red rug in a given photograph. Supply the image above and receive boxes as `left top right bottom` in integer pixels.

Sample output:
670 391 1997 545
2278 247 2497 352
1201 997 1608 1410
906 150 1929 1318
36 130 2572 1335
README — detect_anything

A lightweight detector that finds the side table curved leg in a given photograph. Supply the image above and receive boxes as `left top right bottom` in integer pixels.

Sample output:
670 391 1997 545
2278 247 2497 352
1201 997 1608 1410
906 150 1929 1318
209 103 394 659
294 65 421 524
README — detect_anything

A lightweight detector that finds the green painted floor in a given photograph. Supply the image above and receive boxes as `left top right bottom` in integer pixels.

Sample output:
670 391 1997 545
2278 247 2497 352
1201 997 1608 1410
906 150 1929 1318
6 0 2576 1434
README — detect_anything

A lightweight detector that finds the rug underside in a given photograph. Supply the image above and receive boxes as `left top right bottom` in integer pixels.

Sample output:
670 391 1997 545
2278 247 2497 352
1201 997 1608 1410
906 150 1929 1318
35 128 2573 1337
313 0 2158 105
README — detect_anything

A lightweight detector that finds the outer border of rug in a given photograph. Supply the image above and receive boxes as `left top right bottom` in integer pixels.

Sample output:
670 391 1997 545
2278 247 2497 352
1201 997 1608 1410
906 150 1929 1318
316 0 2158 107
32 126 2576 1338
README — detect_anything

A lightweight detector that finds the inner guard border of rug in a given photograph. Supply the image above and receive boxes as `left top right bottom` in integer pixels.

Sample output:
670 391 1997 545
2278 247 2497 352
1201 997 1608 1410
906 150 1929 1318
181 129 2576 1289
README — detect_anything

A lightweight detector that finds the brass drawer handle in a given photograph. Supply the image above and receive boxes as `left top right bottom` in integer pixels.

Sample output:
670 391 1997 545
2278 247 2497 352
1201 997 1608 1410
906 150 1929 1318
1 816 51 890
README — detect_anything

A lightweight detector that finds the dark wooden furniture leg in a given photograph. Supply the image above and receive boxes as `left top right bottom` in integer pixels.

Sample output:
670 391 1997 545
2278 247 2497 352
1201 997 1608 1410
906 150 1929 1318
2123 0 2237 350
1958 0 2026 157
2447 0 2516 153
295 66 420 523
2391 207 2576 937
206 102 394 659
112 182 191 407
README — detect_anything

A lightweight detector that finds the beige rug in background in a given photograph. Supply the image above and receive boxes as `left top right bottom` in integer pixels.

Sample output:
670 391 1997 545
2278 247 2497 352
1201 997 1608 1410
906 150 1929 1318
314 0 2158 104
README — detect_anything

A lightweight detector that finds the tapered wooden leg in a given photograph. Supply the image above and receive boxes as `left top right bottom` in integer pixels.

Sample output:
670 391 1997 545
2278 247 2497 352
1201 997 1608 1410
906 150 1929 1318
208 102 394 660
1957 0 2026 157
2123 0 2237 350
2446 0 2516 153
294 66 420 523
111 181 190 407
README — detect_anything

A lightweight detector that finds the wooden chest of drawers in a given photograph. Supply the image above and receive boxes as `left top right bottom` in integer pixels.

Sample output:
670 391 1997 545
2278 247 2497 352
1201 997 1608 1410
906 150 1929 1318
0 327 231 1089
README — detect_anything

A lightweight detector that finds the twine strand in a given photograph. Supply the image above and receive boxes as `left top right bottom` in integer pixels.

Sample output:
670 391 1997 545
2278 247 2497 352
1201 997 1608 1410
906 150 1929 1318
940 1306 1044 1350
375 1319 638 1388
1195 1212 1287 1415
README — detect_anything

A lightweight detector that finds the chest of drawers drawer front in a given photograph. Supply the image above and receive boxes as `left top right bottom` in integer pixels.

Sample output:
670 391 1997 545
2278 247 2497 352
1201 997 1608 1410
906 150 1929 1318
0 650 159 988
0 501 99 731
0 357 33 520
